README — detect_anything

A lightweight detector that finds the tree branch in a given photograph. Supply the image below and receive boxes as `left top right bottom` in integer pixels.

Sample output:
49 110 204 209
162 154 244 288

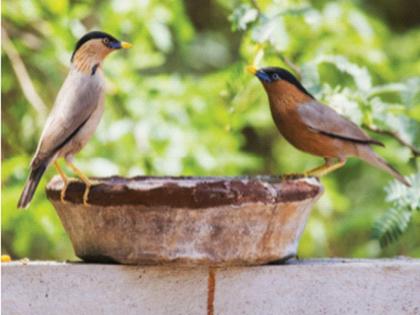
363 125 420 158
2 27 47 120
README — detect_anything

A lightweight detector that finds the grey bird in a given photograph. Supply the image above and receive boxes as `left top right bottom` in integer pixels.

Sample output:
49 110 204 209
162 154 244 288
17 31 132 208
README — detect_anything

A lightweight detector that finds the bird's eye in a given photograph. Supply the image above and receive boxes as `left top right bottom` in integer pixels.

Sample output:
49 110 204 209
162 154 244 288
103 38 110 45
272 73 280 80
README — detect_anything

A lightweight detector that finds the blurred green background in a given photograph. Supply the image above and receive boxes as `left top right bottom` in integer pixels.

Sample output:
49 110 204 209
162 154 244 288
2 0 419 260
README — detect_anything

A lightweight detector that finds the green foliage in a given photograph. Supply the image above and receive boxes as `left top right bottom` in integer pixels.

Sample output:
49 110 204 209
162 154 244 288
230 0 420 247
229 4 259 31
2 0 419 259
373 174 420 247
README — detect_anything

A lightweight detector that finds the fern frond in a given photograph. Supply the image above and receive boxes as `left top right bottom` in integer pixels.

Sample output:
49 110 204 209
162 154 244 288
373 207 412 247
385 173 420 212
373 173 419 247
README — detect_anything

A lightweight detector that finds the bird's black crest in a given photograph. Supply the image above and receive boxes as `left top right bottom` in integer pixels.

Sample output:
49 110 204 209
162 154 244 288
71 31 118 61
260 67 314 98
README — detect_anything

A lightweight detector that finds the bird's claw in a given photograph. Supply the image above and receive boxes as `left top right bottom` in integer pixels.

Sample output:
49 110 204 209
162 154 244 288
81 179 99 207
59 179 73 204
58 176 93 206
82 184 91 207
60 187 67 203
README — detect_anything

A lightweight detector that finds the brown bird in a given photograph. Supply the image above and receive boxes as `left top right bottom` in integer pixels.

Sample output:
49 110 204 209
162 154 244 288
248 66 410 186
17 31 132 208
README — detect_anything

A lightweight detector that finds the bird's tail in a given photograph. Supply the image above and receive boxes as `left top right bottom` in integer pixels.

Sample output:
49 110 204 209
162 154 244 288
17 163 48 209
357 145 410 187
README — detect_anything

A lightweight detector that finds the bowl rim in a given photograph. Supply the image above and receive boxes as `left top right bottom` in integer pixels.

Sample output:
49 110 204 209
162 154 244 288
46 175 322 208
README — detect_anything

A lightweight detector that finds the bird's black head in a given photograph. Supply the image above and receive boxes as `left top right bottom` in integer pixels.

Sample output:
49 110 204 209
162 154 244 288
71 31 131 61
255 67 314 98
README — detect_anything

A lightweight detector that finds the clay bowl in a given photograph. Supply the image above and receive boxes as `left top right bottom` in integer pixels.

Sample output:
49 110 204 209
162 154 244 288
46 176 323 266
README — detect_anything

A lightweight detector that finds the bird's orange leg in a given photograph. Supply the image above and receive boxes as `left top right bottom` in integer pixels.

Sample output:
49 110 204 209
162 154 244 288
54 161 68 203
305 158 346 177
64 161 91 206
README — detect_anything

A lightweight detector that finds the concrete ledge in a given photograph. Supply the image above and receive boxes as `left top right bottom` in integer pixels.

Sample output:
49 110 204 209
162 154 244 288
2 258 420 315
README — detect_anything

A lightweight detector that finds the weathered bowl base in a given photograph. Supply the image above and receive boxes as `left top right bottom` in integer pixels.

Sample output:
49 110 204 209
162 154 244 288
47 176 323 266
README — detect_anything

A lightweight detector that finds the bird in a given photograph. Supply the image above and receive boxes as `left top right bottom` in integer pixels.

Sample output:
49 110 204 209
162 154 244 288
247 65 410 186
17 31 132 208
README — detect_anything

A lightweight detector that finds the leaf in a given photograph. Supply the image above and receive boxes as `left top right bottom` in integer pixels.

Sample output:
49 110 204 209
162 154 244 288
370 97 418 148
251 17 275 43
373 173 420 247
314 55 372 93
373 207 412 247
271 6 313 18
253 48 264 67
327 91 363 125
385 173 420 212
400 77 420 107
252 16 289 50
44 0 68 14
148 22 173 53
301 62 321 93
367 83 408 99
229 5 259 31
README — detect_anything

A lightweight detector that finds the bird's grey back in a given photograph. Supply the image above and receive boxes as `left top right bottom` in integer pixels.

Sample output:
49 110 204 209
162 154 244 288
32 69 105 168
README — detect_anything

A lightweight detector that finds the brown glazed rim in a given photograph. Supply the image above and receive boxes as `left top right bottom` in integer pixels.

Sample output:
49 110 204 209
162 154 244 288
46 175 322 209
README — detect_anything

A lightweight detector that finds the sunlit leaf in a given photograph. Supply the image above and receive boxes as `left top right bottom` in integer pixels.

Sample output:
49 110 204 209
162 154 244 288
314 55 372 92
229 4 259 31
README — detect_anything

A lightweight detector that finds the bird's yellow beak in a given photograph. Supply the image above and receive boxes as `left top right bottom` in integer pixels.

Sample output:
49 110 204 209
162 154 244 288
120 41 133 49
246 65 257 75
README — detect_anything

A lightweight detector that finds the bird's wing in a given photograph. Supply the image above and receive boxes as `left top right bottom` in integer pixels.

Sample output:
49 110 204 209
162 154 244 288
297 101 383 146
31 72 104 167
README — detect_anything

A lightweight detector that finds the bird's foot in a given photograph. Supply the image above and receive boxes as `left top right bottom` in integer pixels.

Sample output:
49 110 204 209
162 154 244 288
305 160 346 177
81 179 100 207
59 177 79 203
281 173 306 180
64 160 96 206
60 185 67 203
82 184 91 207
54 161 70 203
